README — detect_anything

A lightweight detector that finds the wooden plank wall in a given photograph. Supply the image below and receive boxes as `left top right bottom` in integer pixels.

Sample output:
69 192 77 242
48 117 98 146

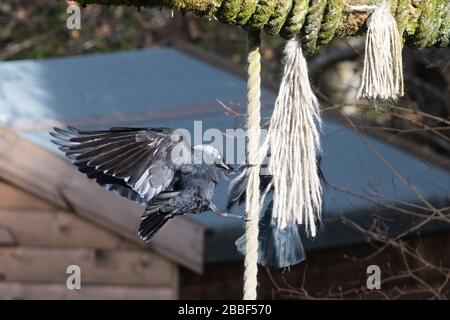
0 128 204 273
0 180 179 299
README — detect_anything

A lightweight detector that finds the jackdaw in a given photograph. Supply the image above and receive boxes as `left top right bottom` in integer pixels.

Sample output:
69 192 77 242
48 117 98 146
50 126 236 242
227 157 325 268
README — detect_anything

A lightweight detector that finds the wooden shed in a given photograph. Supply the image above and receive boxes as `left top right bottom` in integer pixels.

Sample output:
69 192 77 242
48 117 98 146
0 127 205 299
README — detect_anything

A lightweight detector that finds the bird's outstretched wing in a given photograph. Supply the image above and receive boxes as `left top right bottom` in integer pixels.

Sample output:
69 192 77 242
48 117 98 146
50 126 192 204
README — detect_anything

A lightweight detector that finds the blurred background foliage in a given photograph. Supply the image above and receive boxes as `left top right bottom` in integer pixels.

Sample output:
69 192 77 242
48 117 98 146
1 0 449 160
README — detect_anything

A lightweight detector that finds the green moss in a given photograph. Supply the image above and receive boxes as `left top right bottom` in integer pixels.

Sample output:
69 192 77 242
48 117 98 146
437 0 450 47
73 0 448 48
318 0 344 46
395 0 410 39
265 0 293 35
174 0 221 16
235 0 257 25
303 0 327 54
390 0 398 13
412 0 441 47
245 0 278 30
217 0 243 23
431 0 447 47
280 0 309 39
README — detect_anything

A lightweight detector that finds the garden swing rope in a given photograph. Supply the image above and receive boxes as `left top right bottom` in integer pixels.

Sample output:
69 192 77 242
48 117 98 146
243 31 261 300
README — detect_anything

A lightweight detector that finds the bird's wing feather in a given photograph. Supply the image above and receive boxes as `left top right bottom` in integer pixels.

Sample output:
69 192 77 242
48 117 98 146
235 200 306 268
227 164 272 209
75 161 148 206
139 188 202 241
227 156 325 209
51 126 192 203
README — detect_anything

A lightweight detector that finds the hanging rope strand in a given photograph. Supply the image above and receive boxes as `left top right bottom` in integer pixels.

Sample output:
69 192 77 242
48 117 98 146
243 31 262 300
347 1 404 101
266 37 322 235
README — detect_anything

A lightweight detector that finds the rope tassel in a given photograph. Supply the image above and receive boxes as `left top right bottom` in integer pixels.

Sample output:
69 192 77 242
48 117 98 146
266 37 322 237
349 1 404 101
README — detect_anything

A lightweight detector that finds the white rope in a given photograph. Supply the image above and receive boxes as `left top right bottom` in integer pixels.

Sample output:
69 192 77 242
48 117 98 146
347 0 404 101
243 31 261 300
265 37 322 237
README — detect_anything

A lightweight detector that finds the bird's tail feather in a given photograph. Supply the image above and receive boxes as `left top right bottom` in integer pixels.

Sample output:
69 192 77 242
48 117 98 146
139 213 169 242
235 209 306 268
139 191 181 242
227 165 248 210
139 204 173 243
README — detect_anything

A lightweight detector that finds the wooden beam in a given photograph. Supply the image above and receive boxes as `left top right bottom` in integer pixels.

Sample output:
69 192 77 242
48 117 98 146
0 127 205 272
0 247 177 287
0 282 176 299
0 226 15 245
0 210 135 249
0 182 56 210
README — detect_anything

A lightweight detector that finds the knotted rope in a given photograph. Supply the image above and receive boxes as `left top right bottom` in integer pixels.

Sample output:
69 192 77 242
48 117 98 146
411 0 447 48
347 0 404 101
78 0 450 51
213 0 448 53
318 0 344 46
243 31 261 300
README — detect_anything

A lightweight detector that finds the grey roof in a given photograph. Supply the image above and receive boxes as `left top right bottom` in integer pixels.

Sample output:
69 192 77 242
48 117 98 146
1 47 448 263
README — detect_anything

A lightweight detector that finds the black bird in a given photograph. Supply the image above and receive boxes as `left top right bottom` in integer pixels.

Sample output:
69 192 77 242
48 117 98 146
50 126 235 242
227 157 325 269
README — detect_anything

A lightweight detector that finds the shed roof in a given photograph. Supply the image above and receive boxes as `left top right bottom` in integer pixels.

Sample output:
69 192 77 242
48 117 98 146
0 46 448 264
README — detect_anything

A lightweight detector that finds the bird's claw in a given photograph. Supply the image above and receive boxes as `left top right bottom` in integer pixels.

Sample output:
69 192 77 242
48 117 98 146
210 203 246 220
215 211 246 220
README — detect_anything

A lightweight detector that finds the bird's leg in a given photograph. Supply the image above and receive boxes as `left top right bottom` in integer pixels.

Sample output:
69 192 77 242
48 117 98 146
209 203 246 220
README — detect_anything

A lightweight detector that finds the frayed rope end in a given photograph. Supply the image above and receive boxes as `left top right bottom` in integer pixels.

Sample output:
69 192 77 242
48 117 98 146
350 1 404 102
266 37 323 237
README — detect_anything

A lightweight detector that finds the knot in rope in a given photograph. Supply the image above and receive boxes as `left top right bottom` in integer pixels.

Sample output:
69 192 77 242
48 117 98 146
215 0 448 53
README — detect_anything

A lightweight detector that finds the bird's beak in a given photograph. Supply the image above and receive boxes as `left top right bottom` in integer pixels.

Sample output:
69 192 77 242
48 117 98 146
223 162 233 171
218 161 233 172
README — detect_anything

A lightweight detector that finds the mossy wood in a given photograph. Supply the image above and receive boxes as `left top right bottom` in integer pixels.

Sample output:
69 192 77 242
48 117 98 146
76 0 449 52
